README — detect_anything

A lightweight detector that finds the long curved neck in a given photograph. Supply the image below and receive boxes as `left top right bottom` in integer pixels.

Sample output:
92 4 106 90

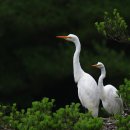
98 67 106 100
73 39 84 83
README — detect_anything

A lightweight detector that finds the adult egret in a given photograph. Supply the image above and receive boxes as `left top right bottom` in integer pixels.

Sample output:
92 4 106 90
92 62 124 114
56 34 100 117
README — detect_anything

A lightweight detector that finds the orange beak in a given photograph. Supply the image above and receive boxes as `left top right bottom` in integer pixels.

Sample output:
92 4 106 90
56 36 71 39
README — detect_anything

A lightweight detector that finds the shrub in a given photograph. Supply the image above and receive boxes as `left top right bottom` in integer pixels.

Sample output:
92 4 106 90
0 98 103 130
115 114 130 130
119 79 130 109
95 9 130 43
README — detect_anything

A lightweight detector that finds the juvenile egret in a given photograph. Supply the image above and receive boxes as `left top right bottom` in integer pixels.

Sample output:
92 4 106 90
92 62 124 114
56 34 100 117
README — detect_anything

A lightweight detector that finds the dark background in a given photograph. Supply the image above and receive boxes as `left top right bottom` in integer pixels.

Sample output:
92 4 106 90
0 0 130 109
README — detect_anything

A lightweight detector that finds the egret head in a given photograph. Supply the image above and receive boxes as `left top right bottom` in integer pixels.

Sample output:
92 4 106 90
92 62 104 69
56 34 79 43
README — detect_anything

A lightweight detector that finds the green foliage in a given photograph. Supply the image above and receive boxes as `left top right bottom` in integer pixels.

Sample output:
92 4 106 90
95 9 130 43
0 104 11 129
74 113 103 130
53 103 81 130
0 98 103 130
119 79 130 108
10 98 55 130
115 114 130 130
1 98 130 130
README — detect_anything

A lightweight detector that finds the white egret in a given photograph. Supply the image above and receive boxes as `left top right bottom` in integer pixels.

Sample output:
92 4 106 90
56 34 100 117
92 62 124 115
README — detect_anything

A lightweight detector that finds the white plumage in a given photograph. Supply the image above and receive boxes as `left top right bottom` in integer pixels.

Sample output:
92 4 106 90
92 62 124 114
56 34 100 117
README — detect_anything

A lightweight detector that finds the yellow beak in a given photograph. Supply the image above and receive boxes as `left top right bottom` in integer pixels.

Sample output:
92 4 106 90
92 64 99 68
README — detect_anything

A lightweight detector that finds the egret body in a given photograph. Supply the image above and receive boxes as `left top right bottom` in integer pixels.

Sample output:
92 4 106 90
92 62 124 114
56 34 100 117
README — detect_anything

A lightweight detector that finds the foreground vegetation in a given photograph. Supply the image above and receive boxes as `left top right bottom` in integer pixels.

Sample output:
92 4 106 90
0 0 130 103
0 98 103 130
0 99 129 130
0 78 130 130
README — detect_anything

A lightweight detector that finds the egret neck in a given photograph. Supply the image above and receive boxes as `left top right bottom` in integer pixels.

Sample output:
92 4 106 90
98 66 106 99
73 38 84 83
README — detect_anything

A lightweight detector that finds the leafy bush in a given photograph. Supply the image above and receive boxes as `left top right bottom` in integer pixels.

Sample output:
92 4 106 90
115 114 130 130
0 104 11 129
119 79 130 109
95 9 130 43
114 79 130 130
1 97 130 130
0 98 103 130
